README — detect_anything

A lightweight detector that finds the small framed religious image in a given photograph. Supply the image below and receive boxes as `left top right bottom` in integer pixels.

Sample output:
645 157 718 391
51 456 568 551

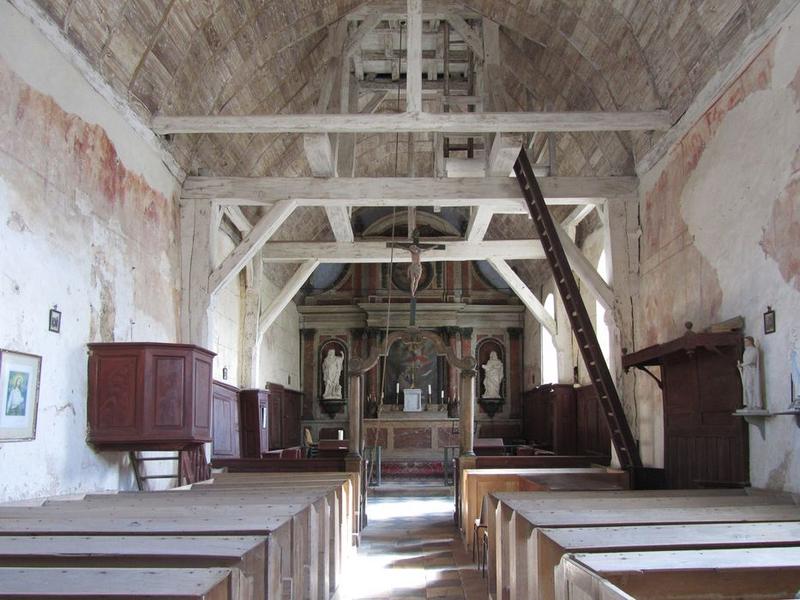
0 349 42 441
48 308 61 333
763 307 776 335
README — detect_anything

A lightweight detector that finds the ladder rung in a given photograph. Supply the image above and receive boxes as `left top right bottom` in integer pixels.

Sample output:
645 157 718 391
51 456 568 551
133 456 179 461
140 475 178 479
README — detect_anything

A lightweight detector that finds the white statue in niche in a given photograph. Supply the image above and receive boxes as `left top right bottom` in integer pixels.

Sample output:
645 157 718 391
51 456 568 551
790 328 800 410
322 349 344 399
738 336 762 410
482 351 504 398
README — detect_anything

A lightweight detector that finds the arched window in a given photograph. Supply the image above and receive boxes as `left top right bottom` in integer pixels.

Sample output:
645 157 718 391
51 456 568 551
541 293 558 384
596 250 611 362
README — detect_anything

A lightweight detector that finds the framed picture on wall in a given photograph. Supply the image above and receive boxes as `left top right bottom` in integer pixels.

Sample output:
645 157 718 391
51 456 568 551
0 349 42 441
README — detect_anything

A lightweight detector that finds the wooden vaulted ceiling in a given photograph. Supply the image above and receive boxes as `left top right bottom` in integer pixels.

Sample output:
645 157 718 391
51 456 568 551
29 0 785 289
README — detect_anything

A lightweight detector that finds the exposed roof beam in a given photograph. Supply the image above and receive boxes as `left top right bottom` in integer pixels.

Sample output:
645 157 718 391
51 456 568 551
153 111 672 135
446 16 484 60
181 176 638 208
465 206 494 242
343 13 382 57
487 134 523 176
346 1 480 20
561 204 596 229
208 199 296 296
258 260 319 340
261 240 544 263
553 221 615 311
406 0 423 113
488 258 557 337
224 206 252 234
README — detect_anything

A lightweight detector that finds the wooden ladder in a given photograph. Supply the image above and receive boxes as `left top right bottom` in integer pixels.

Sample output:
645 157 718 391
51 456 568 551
513 148 642 470
129 445 210 491
129 452 180 491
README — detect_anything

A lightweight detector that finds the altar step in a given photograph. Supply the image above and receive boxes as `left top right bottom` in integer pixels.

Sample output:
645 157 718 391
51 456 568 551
380 459 445 479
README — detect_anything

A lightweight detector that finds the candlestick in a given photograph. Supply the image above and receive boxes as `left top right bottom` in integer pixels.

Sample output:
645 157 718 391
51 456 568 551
427 384 432 396
396 382 400 394
440 390 444 399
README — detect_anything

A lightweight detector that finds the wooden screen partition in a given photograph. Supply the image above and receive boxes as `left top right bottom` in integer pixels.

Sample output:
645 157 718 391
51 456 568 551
623 331 747 488
575 386 611 457
212 381 240 459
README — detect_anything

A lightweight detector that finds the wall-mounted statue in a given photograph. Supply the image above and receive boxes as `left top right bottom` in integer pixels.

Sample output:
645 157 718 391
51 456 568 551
322 349 344 399
791 328 800 410
738 336 762 410
482 351 504 398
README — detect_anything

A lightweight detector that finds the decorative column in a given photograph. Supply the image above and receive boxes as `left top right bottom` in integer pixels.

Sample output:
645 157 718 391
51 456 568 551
460 369 476 456
366 328 381 401
301 329 317 419
348 374 362 458
507 327 523 418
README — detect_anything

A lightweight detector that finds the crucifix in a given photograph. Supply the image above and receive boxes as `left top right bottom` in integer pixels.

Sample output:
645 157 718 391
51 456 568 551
387 228 445 326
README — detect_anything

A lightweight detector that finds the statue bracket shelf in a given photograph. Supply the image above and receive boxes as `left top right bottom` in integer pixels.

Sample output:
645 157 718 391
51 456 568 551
732 407 800 430
478 397 504 418
320 398 346 419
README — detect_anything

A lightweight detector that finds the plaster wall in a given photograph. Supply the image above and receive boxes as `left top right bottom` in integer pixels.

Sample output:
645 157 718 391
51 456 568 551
634 4 800 491
258 278 301 390
210 234 242 385
0 4 181 501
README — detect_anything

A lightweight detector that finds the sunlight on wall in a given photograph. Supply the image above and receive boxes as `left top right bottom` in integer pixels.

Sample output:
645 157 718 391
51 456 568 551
541 293 558 384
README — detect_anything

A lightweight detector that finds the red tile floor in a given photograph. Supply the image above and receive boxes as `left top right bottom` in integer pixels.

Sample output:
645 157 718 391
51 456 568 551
334 493 488 600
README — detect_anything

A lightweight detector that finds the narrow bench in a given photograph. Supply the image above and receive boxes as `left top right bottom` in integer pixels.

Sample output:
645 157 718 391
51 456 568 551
555 546 800 600
0 567 234 599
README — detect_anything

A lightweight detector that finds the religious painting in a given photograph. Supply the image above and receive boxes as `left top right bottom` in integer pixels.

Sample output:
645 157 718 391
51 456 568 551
383 337 439 404
0 349 42 441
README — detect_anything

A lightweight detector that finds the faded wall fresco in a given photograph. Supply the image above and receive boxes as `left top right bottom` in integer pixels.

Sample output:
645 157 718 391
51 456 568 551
636 4 800 491
0 6 181 501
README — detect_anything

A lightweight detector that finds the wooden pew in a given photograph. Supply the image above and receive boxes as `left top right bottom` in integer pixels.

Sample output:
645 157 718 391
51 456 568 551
454 455 608 527
535 522 800 600
489 491 799 600
460 468 629 548
490 492 796 600
555 546 800 600
0 537 264 600
0 567 234 599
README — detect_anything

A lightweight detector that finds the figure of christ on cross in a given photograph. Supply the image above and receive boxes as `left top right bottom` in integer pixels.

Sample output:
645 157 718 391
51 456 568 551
386 228 445 326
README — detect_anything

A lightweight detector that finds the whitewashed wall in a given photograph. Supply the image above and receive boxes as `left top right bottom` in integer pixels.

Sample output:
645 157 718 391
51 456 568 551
210 234 243 386
0 4 181 501
258 278 301 390
633 4 800 491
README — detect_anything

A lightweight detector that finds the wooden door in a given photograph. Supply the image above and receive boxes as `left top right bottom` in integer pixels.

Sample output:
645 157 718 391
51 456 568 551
662 345 748 488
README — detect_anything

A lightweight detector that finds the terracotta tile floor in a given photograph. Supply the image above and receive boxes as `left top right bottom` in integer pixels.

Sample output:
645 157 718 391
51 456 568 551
334 494 489 600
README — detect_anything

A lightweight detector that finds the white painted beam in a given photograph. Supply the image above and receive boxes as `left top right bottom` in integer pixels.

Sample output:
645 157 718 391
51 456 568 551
257 260 320 339
406 0 423 113
325 207 355 242
208 199 296 296
261 240 544 263
152 111 672 134
446 16 484 60
488 258 557 337
554 221 614 311
465 206 494 242
346 1 479 20
487 134 523 176
181 176 636 207
303 133 336 176
344 13 382 57
224 206 253 234
561 204 595 230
